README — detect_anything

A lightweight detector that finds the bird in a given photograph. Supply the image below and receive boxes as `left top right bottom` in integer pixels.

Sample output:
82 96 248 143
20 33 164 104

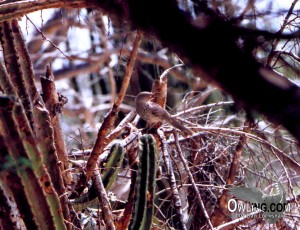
229 183 287 223
135 91 193 136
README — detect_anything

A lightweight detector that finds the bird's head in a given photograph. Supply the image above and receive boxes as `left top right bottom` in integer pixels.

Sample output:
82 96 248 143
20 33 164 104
135 91 153 103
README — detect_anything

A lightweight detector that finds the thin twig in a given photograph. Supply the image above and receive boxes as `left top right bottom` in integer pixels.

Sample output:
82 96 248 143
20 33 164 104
273 50 300 63
93 169 115 230
174 101 234 117
214 210 262 230
266 0 299 66
86 31 142 180
106 111 137 143
157 129 187 230
211 120 251 227
174 133 214 229
167 125 300 177
159 63 184 82
25 15 72 60
156 184 226 196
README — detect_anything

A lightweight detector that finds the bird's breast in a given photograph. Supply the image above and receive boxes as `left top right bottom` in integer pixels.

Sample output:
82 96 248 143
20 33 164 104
136 102 162 124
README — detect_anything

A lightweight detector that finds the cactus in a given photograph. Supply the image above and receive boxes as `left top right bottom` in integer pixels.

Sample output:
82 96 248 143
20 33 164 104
129 134 157 230
0 20 67 229
71 143 124 210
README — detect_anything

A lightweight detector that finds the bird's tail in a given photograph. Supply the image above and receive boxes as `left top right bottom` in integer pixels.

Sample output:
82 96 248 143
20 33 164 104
169 117 194 137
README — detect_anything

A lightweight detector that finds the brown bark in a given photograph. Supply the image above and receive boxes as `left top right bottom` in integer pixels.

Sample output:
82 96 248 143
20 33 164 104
41 66 72 185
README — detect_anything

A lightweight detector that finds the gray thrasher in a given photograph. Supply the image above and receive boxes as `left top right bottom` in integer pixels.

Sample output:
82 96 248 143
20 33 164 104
135 91 193 136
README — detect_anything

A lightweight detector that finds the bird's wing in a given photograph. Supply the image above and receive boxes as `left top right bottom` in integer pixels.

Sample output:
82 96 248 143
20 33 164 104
148 102 169 118
229 187 265 204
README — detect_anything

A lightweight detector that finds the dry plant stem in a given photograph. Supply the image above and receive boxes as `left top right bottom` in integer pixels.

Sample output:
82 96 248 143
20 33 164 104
214 210 262 230
106 110 137 142
115 155 138 230
7 19 70 226
27 9 76 54
227 122 251 185
152 76 167 108
115 32 142 107
266 0 299 66
69 129 139 161
187 126 300 174
119 129 139 152
174 101 234 117
210 121 251 227
174 133 214 230
157 129 187 230
0 0 95 23
93 169 116 230
53 49 188 82
151 61 181 107
237 0 255 20
108 65 117 105
150 74 168 130
156 184 226 196
258 130 297 200
86 31 142 180
41 66 72 185
97 11 116 105
25 15 71 60
268 141 298 203
159 64 184 81
273 50 300 63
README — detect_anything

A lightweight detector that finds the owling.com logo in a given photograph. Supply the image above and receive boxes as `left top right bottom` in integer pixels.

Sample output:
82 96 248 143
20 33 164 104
228 183 287 223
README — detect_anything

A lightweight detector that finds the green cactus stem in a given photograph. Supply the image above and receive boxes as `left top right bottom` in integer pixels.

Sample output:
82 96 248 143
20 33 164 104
71 143 124 210
130 134 157 230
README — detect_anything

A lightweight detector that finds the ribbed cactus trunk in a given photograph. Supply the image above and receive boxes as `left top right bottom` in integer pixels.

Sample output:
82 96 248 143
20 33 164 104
130 134 157 230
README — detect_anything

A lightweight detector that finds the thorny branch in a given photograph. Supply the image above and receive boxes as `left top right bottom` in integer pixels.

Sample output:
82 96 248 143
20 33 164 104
25 15 72 60
174 132 214 229
266 0 299 66
86 31 142 180
158 129 187 230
